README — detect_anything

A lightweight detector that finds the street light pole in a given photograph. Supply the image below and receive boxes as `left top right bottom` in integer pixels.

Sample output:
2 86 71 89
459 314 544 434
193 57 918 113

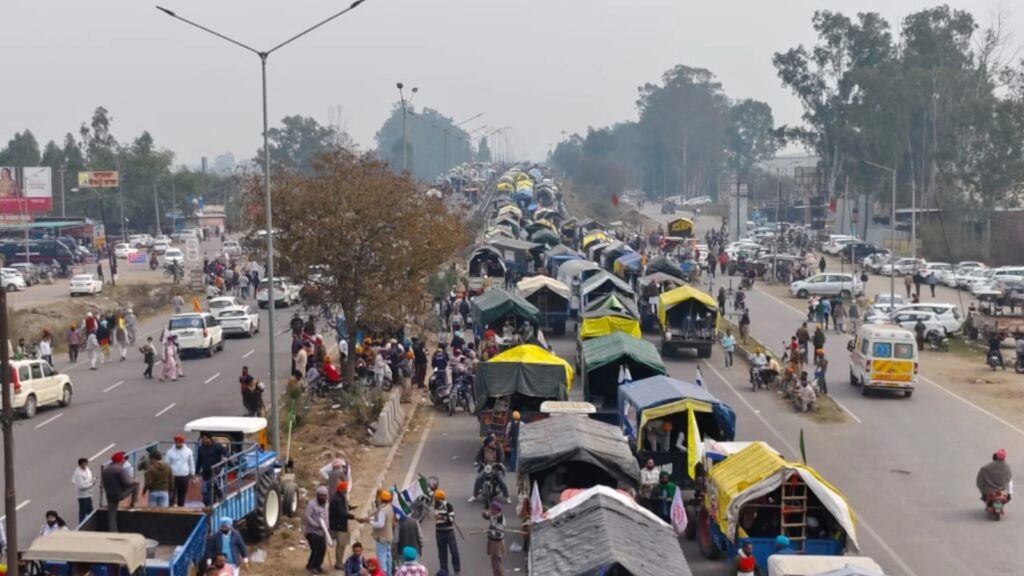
59 166 67 218
396 83 418 173
157 0 370 452
865 159 897 323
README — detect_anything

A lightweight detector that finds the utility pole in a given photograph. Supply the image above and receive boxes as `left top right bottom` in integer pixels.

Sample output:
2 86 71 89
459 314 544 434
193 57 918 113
58 166 67 218
1 287 20 576
153 182 161 235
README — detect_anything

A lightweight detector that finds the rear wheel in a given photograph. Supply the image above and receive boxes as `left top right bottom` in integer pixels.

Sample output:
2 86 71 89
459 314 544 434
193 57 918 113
797 289 809 299
59 384 72 407
207 342 215 358
249 472 282 540
281 479 299 518
849 369 857 386
21 395 37 418
904 390 913 398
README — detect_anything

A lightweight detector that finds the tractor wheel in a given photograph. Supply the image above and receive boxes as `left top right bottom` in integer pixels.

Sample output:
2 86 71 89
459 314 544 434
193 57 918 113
248 472 282 540
281 478 299 518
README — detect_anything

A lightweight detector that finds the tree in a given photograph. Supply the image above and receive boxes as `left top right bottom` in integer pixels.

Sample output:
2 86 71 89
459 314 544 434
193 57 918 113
476 136 492 162
243 150 466 380
724 99 778 181
80 106 119 169
375 105 474 180
258 115 344 174
0 130 42 166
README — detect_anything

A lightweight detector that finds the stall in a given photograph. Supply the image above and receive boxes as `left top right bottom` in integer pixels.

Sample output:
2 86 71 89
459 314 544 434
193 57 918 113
580 332 666 417
518 276 571 336
474 344 573 436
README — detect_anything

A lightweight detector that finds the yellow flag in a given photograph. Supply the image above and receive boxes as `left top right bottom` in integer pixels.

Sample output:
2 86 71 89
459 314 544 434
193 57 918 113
192 297 202 312
687 406 701 479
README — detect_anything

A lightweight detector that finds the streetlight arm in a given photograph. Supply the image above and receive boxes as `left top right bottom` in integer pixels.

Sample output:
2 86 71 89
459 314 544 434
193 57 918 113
267 0 368 54
863 159 894 173
454 112 484 128
155 6 261 55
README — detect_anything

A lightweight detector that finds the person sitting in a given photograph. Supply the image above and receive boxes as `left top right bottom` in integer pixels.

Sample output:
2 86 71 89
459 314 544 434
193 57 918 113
322 357 341 385
469 434 510 503
772 534 797 556
796 379 817 412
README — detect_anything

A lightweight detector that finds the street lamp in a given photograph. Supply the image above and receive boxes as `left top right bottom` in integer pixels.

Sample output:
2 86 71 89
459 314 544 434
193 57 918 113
156 0 370 451
864 159 897 323
396 82 418 173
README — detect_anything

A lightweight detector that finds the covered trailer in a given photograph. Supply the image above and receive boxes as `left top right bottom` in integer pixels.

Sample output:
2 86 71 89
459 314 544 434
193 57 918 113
518 276 570 335
470 288 540 340
474 344 573 437
580 331 666 418
467 245 507 293
658 285 718 358
580 271 635 310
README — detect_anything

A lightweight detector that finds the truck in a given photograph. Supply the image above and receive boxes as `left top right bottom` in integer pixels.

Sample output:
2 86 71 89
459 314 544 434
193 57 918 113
657 285 719 358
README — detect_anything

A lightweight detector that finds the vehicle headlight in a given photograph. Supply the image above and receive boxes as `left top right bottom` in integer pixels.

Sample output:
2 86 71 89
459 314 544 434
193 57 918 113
484 464 493 474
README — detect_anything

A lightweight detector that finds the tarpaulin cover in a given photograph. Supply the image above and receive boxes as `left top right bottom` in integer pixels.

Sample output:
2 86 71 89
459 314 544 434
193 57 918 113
581 332 666 375
497 204 522 220
614 252 644 276
529 229 561 246
471 288 540 328
639 272 685 288
513 190 533 203
578 219 605 232
581 231 610 250
518 276 571 300
474 344 573 401
766 556 886 576
580 271 636 300
468 246 507 276
518 415 640 487
584 292 639 319
657 285 718 326
579 313 641 340
644 255 687 280
556 259 601 287
618 375 736 442
489 237 542 253
602 242 634 267
705 442 859 551
545 244 580 257
530 488 690 576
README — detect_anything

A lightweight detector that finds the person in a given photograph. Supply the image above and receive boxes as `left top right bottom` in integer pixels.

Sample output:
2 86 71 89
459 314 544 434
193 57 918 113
294 342 309 381
639 459 659 499
739 309 751 344
39 331 53 366
205 518 248 576
68 323 81 363
797 378 817 412
196 433 227 506
115 313 128 361
368 489 395 576
796 323 810 364
717 287 727 313
329 481 357 571
736 554 760 576
772 534 797 555
86 330 101 370
319 456 351 494
143 450 172 507
812 324 826 352
125 308 137 345
172 293 185 315
395 513 423 568
1016 337 1024 371
365 558 385 576
239 366 265 417
96 319 112 363
651 472 677 522
39 511 69 535
412 338 428 388
914 318 927 351
471 434 509 503
171 334 185 378
167 435 196 507
482 500 506 576
97 261 104 283
814 349 828 395
821 297 832 328
304 485 332 575
72 457 95 524
433 489 461 576
721 329 735 368
238 273 250 300
904 274 913 299
989 332 1005 369
161 336 178 381
505 411 521 472
140 337 157 379
847 299 860 333
101 451 138 532
818 256 826 274
395 546 428 576
977 449 1013 502
927 271 938 297
343 542 368 576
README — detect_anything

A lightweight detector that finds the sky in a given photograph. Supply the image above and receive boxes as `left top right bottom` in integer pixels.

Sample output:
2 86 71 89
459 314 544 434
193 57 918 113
2 0 1021 167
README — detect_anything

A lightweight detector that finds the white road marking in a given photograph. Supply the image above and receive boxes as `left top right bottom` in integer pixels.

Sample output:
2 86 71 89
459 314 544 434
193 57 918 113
89 443 116 461
203 372 221 384
34 413 63 429
155 403 176 417
242 349 255 359
402 411 435 489
704 362 919 576
104 380 124 393
275 329 290 336
0 499 31 522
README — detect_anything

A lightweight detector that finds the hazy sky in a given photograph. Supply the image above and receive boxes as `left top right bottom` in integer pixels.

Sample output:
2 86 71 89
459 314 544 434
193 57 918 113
2 0 1020 167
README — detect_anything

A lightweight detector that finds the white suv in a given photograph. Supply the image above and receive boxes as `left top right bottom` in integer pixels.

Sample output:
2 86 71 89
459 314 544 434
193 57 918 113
789 273 864 299
166 313 224 357
257 278 299 308
0 268 27 292
9 359 73 419
888 303 963 334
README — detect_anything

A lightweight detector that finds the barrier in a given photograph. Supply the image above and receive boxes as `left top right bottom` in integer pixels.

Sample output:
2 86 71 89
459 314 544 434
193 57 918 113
370 391 407 446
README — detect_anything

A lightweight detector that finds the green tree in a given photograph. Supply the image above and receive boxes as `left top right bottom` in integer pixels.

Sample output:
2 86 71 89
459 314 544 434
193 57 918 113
724 99 778 181
375 105 474 180
476 136 492 162
257 115 344 174
79 106 119 169
0 130 42 166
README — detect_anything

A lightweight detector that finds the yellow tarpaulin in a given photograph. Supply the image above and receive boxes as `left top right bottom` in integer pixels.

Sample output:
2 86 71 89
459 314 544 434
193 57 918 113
637 399 711 451
579 315 641 340
496 182 514 193
487 344 574 392
534 219 558 233
657 285 718 326
582 232 610 251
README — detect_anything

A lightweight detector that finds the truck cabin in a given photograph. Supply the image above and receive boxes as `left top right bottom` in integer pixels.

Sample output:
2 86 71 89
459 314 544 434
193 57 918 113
24 530 152 576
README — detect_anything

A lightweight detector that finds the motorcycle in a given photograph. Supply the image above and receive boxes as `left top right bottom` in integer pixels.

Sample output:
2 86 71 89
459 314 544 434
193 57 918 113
749 366 773 391
984 490 1010 521
448 373 476 416
149 257 159 271
988 350 1005 371
478 463 504 508
428 371 453 408
925 329 950 352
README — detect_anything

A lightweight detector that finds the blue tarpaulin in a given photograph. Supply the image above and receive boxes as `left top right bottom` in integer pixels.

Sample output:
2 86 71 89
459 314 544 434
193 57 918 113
617 375 736 442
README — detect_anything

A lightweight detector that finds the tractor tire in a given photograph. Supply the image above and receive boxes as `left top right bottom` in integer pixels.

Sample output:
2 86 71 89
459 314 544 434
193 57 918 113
248 472 282 540
281 478 299 518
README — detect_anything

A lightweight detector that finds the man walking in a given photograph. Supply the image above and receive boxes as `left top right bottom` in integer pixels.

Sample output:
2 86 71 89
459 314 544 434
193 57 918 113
166 434 195 507
196 433 227 506
721 329 736 368
796 323 810 365
328 481 356 571
140 337 157 379
434 490 461 575
412 337 428 389
304 485 332 574
71 457 95 524
368 490 396 575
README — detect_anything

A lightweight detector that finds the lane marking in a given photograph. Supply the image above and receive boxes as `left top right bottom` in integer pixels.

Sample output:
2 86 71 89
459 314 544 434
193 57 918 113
89 443 116 461
104 380 124 393
0 499 32 522
155 403 176 417
703 362 919 576
242 349 255 359
34 413 63 429
275 329 290 337
203 372 221 384
402 412 435 489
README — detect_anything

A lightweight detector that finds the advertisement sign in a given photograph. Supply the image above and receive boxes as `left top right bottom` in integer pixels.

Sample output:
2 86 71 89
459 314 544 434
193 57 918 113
77 171 120 189
0 166 53 213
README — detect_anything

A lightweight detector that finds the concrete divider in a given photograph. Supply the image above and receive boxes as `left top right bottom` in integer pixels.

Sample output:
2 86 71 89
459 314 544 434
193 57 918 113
370 391 407 446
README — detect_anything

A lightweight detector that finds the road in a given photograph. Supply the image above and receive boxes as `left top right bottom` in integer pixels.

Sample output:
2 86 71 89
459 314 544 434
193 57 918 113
640 204 1021 575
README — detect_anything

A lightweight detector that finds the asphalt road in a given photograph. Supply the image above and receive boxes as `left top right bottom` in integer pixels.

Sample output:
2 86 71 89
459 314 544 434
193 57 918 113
642 204 1023 575
0 296 300 547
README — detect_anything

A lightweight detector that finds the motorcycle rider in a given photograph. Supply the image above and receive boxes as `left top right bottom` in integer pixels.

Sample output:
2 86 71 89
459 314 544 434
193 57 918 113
431 344 450 388
469 434 510 504
977 448 1013 503
750 347 768 388
988 332 1005 370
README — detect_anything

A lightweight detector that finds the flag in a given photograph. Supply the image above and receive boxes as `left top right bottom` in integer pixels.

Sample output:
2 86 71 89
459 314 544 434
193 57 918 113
390 487 410 520
530 481 545 523
799 428 807 465
686 407 705 480
191 297 202 313
670 482 687 534
402 475 430 505
695 365 704 388
611 194 619 207
128 252 146 264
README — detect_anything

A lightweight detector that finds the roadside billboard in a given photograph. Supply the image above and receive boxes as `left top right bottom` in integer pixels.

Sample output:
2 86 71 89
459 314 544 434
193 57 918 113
0 166 53 213
77 170 119 188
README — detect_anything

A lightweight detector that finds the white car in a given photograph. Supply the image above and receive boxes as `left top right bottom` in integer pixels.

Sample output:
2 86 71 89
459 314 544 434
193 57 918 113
152 241 171 255
868 309 947 335
0 268 27 292
128 234 153 248
922 262 954 286
823 236 858 255
208 296 243 315
114 243 138 259
866 293 908 318
10 358 73 419
163 248 185 265
223 240 242 257
885 303 963 334
879 258 925 276
789 273 864 299
217 305 261 338
257 277 299 308
166 313 224 357
154 235 172 245
69 273 102 296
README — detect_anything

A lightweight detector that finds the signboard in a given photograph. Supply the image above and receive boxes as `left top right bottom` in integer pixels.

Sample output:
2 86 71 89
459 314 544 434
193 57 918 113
0 167 53 213
77 171 120 189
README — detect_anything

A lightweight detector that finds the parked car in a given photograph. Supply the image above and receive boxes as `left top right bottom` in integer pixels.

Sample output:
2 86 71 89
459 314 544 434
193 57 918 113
885 303 963 334
9 358 73 418
69 273 102 296
863 253 893 273
165 313 224 357
868 309 947 335
878 258 925 276
113 243 138 259
789 273 864 299
217 305 261 338
128 234 153 249
922 262 954 286
866 293 908 318
163 248 185 265
841 243 887 262
152 241 171 255
222 240 242 258
0 268 27 292
9 262 41 285
208 296 243 315
822 236 859 255
154 234 172 245
257 277 299 308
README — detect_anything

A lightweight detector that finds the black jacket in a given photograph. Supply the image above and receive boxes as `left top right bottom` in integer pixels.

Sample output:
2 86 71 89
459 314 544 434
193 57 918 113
196 442 227 480
328 491 355 532
395 516 422 554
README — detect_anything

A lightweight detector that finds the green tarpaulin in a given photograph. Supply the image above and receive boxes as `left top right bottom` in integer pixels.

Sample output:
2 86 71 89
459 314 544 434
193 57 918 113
580 271 635 300
582 332 665 375
471 288 540 329
584 292 639 319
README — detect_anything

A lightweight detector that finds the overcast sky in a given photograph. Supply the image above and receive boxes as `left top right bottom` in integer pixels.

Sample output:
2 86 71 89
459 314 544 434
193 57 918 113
2 0 1020 167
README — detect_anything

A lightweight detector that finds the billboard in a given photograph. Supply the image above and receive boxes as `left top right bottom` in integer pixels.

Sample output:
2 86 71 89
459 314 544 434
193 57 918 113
0 166 53 213
78 170 119 188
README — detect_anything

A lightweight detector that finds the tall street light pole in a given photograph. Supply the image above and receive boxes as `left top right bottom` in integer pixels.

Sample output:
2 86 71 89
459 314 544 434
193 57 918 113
157 0 370 451
396 83 418 173
865 159 897 323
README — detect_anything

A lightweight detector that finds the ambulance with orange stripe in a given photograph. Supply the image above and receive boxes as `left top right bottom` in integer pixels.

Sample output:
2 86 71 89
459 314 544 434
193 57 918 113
847 323 918 398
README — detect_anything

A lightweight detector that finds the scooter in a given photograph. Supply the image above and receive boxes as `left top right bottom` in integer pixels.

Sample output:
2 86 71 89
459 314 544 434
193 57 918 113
984 490 1010 520
988 350 1005 371
428 371 452 408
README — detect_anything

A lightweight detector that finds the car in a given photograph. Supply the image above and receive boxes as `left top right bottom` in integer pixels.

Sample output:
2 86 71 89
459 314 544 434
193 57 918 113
174 229 198 243
0 268 27 292
8 262 41 285
955 261 987 273
165 313 224 357
69 273 102 296
866 293 908 318
9 358 73 419
222 240 242 257
957 268 990 290
208 296 243 315
884 303 963 334
152 241 171 255
868 309 947 335
878 258 925 276
163 248 185 265
257 277 299 308
974 275 1024 297
113 243 138 259
217 305 261 338
789 273 863 299
154 234 172 245
128 234 153 249
684 195 712 206
842 243 887 262
863 253 892 272
921 262 954 286
822 236 859 255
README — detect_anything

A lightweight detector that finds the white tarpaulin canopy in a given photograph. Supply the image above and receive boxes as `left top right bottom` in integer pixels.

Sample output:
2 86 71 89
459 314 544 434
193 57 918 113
517 275 571 300
766 555 885 576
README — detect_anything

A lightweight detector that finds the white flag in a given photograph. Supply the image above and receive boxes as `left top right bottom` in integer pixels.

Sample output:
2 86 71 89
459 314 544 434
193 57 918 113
617 364 626 384
670 484 687 534
695 365 704 388
530 481 545 523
